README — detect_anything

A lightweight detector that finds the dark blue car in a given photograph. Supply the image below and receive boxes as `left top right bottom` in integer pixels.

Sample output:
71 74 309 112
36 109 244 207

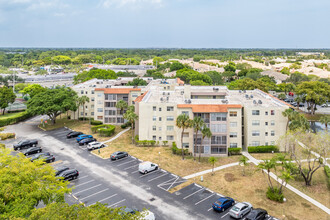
76 134 93 142
212 197 235 212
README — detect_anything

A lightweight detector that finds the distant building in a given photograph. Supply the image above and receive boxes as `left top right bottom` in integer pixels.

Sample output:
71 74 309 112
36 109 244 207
261 70 288 84
296 52 324 56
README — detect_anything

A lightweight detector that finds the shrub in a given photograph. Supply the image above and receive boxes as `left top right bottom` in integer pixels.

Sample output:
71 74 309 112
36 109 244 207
136 140 156 147
91 124 115 137
248 145 279 153
7 109 26 113
0 133 15 140
228 148 241 156
121 121 131 129
0 127 4 131
171 143 189 155
0 143 5 148
162 141 168 146
0 111 32 127
325 166 330 190
90 120 103 125
266 187 284 202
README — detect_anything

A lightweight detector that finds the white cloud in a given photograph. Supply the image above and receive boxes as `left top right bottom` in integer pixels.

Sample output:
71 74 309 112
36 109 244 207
101 0 163 8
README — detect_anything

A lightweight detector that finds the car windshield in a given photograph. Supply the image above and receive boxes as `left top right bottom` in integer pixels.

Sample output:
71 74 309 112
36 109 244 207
231 207 240 212
215 201 223 205
18 141 23 144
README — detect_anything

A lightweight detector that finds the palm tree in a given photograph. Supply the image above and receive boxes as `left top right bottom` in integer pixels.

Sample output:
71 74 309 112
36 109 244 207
319 115 330 132
176 114 193 160
239 156 248 176
116 100 128 115
282 108 296 132
192 117 205 161
294 95 304 110
123 110 138 144
257 159 276 191
79 96 90 120
208 156 218 175
200 126 212 162
76 97 83 120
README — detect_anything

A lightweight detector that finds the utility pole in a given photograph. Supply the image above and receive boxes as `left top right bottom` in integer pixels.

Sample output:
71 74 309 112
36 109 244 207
12 71 15 93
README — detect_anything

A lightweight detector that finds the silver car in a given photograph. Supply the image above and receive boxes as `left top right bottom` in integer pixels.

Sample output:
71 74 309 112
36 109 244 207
229 202 252 219
87 141 105 151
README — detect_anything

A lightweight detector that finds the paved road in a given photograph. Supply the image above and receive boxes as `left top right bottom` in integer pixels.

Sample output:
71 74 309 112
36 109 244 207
2 117 236 220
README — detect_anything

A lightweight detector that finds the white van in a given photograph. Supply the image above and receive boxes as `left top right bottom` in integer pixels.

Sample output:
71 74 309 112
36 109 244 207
138 161 158 174
140 210 156 220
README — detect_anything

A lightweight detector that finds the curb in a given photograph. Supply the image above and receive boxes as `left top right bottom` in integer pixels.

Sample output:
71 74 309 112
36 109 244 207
91 151 107 160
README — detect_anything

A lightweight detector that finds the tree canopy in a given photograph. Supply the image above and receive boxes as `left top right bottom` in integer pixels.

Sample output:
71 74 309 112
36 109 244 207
74 68 117 84
21 84 47 98
0 86 16 114
126 78 148 86
176 69 212 85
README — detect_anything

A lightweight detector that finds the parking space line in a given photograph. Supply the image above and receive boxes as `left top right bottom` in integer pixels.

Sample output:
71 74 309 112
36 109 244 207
116 159 136 167
78 175 89 179
147 173 169 182
183 188 204 200
139 170 161 178
195 194 215 205
207 207 213 212
221 212 230 218
124 164 139 170
75 180 95 187
80 189 109 201
158 177 176 186
110 156 130 163
74 184 102 195
98 194 118 203
131 170 139 174
108 199 126 208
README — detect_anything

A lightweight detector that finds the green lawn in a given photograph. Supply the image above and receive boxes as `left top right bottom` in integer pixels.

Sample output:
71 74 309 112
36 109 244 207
0 112 25 120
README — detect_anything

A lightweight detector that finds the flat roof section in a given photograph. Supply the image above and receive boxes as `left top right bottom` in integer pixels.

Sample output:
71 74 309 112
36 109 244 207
177 104 242 113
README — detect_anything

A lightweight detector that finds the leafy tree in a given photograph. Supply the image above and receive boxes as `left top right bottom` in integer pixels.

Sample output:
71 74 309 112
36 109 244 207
277 83 295 95
192 117 205 161
193 55 203 62
14 83 28 93
78 96 89 120
228 78 267 92
35 69 48 75
52 55 72 65
224 62 236 72
236 62 252 70
289 63 301 69
280 67 290 75
222 71 236 82
169 61 185 71
0 86 16 114
176 114 193 160
200 126 212 162
153 57 164 66
126 78 148 86
116 100 128 115
27 88 78 124
319 115 330 131
239 156 248 176
74 68 117 84
22 84 47 98
176 69 212 85
72 54 94 64
0 149 70 219
208 156 218 175
294 95 304 110
190 80 209 86
246 68 263 80
205 71 224 85
277 93 286 100
285 72 309 84
123 110 138 144
295 81 330 115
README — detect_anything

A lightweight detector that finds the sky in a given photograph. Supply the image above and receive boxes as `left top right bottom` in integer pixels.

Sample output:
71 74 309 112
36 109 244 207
0 0 329 48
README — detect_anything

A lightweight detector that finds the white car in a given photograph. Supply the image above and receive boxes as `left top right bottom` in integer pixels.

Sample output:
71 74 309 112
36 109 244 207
139 210 155 220
87 141 105 151
139 161 158 174
229 202 252 219
321 103 329 107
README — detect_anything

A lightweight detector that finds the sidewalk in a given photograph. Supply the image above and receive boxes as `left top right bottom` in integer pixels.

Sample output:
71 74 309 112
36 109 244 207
183 162 240 179
102 127 130 144
242 152 330 215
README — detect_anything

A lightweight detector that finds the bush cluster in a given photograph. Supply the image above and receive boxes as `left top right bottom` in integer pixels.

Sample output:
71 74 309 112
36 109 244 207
7 109 26 113
228 147 241 156
171 142 189 155
0 143 5 148
121 121 131 129
0 133 15 140
324 166 330 190
0 111 31 127
266 187 284 202
91 124 115 137
248 145 279 153
90 120 103 125
136 140 156 147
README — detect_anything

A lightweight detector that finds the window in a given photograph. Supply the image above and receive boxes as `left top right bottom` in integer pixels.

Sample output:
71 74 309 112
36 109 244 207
211 124 227 133
159 127 162 131
97 93 102 97
252 120 260 126
167 126 174 131
159 136 162 141
211 136 227 145
105 110 116 116
183 143 189 149
80 90 83 94
211 113 227 121
271 120 275 126
167 106 174 111
211 147 227 154
230 143 238 148
152 126 156 131
152 136 156 141
105 102 116 107
132 93 138 97
265 111 268 116
85 113 87 116
153 116 156 121
265 122 268 126
271 110 275 115
271 131 275 136
182 111 189 116
91 112 94 116
97 108 103 112
271 141 275 145
153 106 156 111
213 96 216 99
159 107 162 111
252 130 260 136
80 112 83 116
91 98 95 101
91 91 94 94
265 142 268 146
97 100 102 104
251 141 260 146
230 122 237 127
85 91 88 94
229 111 237 117
97 116 103 120
167 135 174 140
230 132 237 138
265 132 268 136
252 110 260 115
159 117 162 121
167 116 174 121
183 133 189 138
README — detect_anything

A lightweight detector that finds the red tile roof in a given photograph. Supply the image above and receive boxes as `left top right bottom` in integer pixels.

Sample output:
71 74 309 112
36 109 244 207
176 78 185 85
177 104 242 113
95 88 141 94
134 91 148 103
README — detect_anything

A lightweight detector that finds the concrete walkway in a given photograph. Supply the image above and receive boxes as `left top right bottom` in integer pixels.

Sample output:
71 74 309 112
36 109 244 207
102 127 131 144
242 152 330 215
297 140 329 167
183 162 240 179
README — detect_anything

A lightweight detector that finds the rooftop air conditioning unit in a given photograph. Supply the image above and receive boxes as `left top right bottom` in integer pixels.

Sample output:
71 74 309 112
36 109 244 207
188 99 192 104
166 97 169 101
253 100 257 105
213 87 219 91
245 94 249 99
160 98 163 101
258 100 262 104
181 91 184 95
243 90 246 93
250 95 254 98
168 92 170 96
221 99 226 103
239 90 242 93
163 92 166 95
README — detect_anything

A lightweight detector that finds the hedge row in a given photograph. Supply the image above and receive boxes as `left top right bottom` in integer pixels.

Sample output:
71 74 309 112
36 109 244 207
171 142 189 156
121 122 131 129
248 145 279 153
78 117 103 125
228 148 241 155
136 140 156 146
90 120 103 125
325 166 330 190
0 133 15 140
91 124 115 137
0 111 32 127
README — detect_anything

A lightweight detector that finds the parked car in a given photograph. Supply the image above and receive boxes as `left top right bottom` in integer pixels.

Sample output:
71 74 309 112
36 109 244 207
67 131 83 138
22 146 42 156
212 197 235 212
111 151 129 160
244 208 269 220
55 166 70 176
121 208 139 215
30 152 55 163
14 139 38 151
79 138 97 146
284 99 294 104
87 141 105 151
76 134 93 142
321 103 329 107
140 210 155 220
58 169 79 181
292 102 304 107
229 202 253 219
139 161 158 174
